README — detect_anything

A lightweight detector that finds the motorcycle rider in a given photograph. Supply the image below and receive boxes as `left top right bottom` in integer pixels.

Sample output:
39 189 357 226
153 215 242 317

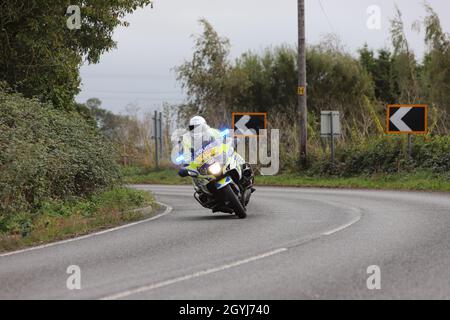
177 116 254 191
183 116 222 162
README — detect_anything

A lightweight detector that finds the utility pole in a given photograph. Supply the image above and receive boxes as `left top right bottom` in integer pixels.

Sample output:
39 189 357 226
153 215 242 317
298 0 308 167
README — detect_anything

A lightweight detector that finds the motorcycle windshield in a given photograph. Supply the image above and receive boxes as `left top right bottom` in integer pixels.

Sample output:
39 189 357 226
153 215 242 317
192 140 233 168
193 143 222 165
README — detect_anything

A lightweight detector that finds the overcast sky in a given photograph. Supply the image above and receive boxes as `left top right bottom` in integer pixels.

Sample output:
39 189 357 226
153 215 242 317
75 0 450 114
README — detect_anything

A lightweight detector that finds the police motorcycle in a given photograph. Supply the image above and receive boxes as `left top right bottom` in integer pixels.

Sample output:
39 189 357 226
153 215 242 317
176 129 254 219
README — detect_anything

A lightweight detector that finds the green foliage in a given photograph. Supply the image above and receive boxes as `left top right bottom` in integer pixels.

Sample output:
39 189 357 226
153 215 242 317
420 3 450 131
122 165 188 185
358 45 398 103
38 187 154 219
121 165 450 193
85 98 133 142
255 171 450 192
309 135 450 176
176 20 375 136
0 0 152 110
174 12 450 174
306 44 374 122
0 91 122 232
79 98 165 167
389 7 422 104
0 187 155 251
413 136 450 173
232 46 298 114
176 19 232 126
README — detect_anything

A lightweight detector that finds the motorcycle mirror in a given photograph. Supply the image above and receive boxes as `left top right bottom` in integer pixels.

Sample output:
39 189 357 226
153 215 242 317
178 168 189 177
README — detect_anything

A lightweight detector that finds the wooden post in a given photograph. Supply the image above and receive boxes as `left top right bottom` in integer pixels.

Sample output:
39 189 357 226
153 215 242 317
298 0 308 168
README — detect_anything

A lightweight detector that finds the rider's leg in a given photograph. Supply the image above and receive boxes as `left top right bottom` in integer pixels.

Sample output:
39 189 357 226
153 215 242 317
234 152 255 191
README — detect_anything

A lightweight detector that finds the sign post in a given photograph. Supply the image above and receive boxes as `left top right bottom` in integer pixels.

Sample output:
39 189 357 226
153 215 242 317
386 105 428 159
159 111 163 157
321 111 340 164
152 111 163 169
154 111 159 168
408 134 412 159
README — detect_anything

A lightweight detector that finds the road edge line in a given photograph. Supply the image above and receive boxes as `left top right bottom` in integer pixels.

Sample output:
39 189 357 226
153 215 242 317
0 201 173 258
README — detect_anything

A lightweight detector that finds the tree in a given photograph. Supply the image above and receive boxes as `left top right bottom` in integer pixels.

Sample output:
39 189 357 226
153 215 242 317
375 49 398 104
0 0 152 110
232 46 297 115
175 19 232 126
389 6 421 104
358 44 376 75
306 43 374 125
421 2 450 126
358 45 397 103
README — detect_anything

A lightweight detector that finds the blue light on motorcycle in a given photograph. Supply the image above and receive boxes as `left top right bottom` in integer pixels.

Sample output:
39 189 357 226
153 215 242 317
220 129 230 137
175 154 185 164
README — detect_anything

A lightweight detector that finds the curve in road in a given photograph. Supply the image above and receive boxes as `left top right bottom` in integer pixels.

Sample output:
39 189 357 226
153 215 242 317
1 185 449 299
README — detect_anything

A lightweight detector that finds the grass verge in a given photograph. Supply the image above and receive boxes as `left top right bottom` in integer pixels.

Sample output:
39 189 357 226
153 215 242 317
0 187 158 253
256 171 450 192
123 165 189 185
122 166 450 192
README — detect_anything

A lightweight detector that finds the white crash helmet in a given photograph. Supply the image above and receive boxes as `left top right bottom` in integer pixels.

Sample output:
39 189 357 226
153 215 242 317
189 116 207 130
189 116 211 146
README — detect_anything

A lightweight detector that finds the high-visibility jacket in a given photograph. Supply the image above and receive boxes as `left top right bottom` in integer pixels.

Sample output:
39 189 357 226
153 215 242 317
180 127 223 163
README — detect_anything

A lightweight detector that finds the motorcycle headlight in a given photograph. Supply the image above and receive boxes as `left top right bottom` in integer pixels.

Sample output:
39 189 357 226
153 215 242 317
208 162 222 176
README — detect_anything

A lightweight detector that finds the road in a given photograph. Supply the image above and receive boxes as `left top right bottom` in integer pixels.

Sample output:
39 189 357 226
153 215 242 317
1 185 450 299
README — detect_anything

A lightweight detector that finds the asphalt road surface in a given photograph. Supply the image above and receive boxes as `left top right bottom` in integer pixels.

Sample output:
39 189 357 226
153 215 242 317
1 185 450 299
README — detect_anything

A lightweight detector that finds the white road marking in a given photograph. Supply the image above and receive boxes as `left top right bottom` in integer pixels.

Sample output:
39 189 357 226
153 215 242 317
100 248 288 300
0 202 172 258
1 185 363 300
322 207 362 236
101 202 362 300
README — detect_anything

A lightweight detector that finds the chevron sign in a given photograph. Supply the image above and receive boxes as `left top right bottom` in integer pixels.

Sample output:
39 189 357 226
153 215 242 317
386 105 428 134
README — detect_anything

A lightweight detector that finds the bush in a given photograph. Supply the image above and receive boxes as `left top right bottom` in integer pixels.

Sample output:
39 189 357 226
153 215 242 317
308 135 450 176
413 136 450 173
0 91 121 232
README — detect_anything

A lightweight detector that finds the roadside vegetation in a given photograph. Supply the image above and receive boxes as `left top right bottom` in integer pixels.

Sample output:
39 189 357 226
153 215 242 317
0 1 155 252
122 166 450 193
0 90 157 252
172 5 450 173
256 171 450 192
1 2 449 251
0 188 156 253
121 5 450 193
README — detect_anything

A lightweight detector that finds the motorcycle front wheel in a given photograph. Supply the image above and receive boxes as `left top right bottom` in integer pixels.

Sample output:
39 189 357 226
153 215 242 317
218 185 247 219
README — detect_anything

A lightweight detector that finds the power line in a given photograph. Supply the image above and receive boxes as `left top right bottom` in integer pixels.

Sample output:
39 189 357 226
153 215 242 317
81 90 183 95
80 73 175 79
77 95 184 102
318 0 336 33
